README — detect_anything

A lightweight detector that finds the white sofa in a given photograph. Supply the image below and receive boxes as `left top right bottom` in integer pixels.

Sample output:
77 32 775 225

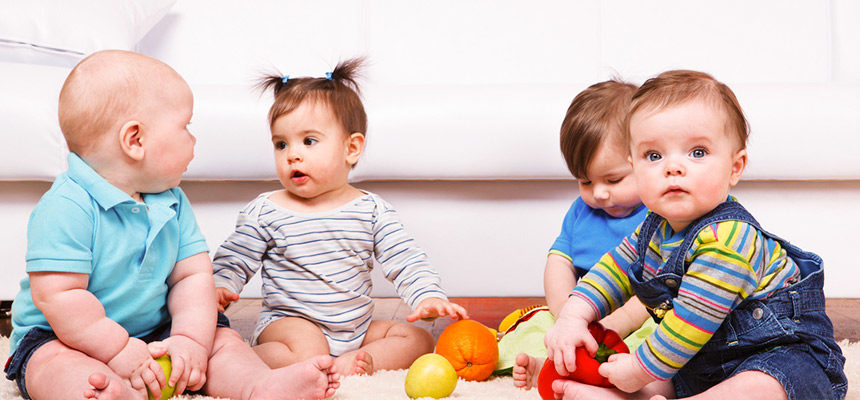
2 0 859 300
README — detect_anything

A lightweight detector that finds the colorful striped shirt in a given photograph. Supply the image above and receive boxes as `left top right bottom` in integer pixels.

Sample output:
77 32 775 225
572 213 800 380
212 191 446 356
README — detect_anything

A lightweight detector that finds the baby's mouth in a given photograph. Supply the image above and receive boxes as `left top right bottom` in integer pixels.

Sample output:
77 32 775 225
664 186 686 196
290 170 309 182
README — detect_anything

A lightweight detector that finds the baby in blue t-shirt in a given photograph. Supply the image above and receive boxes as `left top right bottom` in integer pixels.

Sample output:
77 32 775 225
512 80 652 389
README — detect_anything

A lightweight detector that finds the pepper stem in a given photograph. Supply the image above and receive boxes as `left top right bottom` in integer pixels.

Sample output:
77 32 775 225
594 343 618 363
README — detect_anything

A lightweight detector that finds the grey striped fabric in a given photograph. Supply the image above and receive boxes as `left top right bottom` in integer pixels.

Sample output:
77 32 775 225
213 191 446 356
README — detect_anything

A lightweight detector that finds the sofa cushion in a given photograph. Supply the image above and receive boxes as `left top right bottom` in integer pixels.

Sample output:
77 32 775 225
0 0 176 67
2 62 858 182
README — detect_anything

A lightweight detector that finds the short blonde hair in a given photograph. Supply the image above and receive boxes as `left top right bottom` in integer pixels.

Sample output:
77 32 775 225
623 70 749 151
58 50 176 154
560 79 637 179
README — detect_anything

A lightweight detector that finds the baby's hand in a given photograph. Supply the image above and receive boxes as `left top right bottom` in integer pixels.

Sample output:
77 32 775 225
107 337 166 398
406 297 469 322
157 335 210 395
544 316 597 376
598 352 654 393
215 287 239 313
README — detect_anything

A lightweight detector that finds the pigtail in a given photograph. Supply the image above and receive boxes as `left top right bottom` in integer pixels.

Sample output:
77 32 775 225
260 57 368 133
256 73 291 97
329 57 365 96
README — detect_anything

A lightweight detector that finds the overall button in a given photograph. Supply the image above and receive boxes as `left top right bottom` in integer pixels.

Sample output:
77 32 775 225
752 308 764 320
131 207 140 213
664 279 679 288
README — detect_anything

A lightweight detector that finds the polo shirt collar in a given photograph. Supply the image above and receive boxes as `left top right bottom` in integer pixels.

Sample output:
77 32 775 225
67 153 136 210
67 154 183 211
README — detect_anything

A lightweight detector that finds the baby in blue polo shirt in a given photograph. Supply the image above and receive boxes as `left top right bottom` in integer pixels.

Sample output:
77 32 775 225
4 50 339 400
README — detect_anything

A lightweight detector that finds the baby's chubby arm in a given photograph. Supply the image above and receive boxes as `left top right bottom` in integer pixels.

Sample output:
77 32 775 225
544 253 577 317
29 271 165 396
544 295 599 376
405 297 469 322
162 252 217 393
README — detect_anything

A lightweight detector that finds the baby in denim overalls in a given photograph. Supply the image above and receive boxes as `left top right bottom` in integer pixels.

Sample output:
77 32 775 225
544 70 846 400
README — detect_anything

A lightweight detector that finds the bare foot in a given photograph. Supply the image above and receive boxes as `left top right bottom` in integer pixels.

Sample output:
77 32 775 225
552 379 648 400
353 351 374 375
333 350 375 376
512 353 541 389
249 355 340 400
84 372 140 400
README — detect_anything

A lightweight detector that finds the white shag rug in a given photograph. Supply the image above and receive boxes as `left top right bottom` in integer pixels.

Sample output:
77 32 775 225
1 336 857 400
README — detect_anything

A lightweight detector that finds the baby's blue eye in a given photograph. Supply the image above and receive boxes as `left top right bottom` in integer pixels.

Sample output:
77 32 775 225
303 137 318 146
646 152 662 162
274 141 286 150
690 148 707 158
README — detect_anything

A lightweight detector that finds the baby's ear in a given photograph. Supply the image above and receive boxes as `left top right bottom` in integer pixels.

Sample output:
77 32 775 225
729 148 748 186
345 132 365 166
119 121 144 161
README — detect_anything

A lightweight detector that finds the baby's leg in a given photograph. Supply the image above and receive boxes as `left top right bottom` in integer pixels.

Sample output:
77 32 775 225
205 327 339 400
254 316 330 368
649 371 785 400
24 340 142 400
512 353 542 389
333 320 434 376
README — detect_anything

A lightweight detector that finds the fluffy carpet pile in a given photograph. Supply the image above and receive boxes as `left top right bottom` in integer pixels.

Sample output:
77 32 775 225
1 336 857 399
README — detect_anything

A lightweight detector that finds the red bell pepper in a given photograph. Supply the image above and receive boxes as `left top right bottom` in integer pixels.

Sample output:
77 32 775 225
537 322 629 399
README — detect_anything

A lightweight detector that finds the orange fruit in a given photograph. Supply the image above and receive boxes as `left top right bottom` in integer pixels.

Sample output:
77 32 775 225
435 319 499 381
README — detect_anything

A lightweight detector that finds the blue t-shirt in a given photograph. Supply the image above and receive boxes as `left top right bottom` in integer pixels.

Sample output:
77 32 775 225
10 153 208 352
549 197 647 277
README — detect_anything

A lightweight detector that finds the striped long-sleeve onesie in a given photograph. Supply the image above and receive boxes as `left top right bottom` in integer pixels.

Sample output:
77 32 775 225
213 191 447 356
572 213 801 380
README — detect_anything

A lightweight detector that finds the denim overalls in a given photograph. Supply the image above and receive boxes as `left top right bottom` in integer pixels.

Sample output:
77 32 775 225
627 201 847 400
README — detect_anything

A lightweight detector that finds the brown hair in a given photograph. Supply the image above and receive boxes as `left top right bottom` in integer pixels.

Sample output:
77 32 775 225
560 79 637 179
258 57 367 136
624 70 749 150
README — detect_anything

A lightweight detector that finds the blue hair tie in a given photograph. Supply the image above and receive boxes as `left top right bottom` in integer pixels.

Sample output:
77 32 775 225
325 72 333 81
281 75 290 84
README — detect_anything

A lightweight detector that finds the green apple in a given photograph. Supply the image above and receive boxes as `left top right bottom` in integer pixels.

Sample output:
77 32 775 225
148 355 175 400
404 353 458 399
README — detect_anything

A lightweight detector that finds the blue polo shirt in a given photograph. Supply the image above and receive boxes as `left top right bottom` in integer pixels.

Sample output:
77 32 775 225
10 153 208 352
549 197 647 277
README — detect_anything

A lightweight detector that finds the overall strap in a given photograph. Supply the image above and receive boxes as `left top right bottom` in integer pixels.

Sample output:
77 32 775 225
635 210 666 267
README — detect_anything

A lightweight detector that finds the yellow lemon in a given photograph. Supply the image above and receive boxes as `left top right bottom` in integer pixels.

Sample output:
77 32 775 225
404 353 458 399
149 355 175 400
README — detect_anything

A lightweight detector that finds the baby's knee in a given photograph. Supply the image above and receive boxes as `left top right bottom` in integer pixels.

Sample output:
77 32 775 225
211 327 247 352
214 326 244 342
291 341 330 359
393 322 434 352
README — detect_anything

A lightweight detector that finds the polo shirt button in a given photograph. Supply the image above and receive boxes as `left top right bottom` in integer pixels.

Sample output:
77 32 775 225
665 278 678 288
131 207 140 213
